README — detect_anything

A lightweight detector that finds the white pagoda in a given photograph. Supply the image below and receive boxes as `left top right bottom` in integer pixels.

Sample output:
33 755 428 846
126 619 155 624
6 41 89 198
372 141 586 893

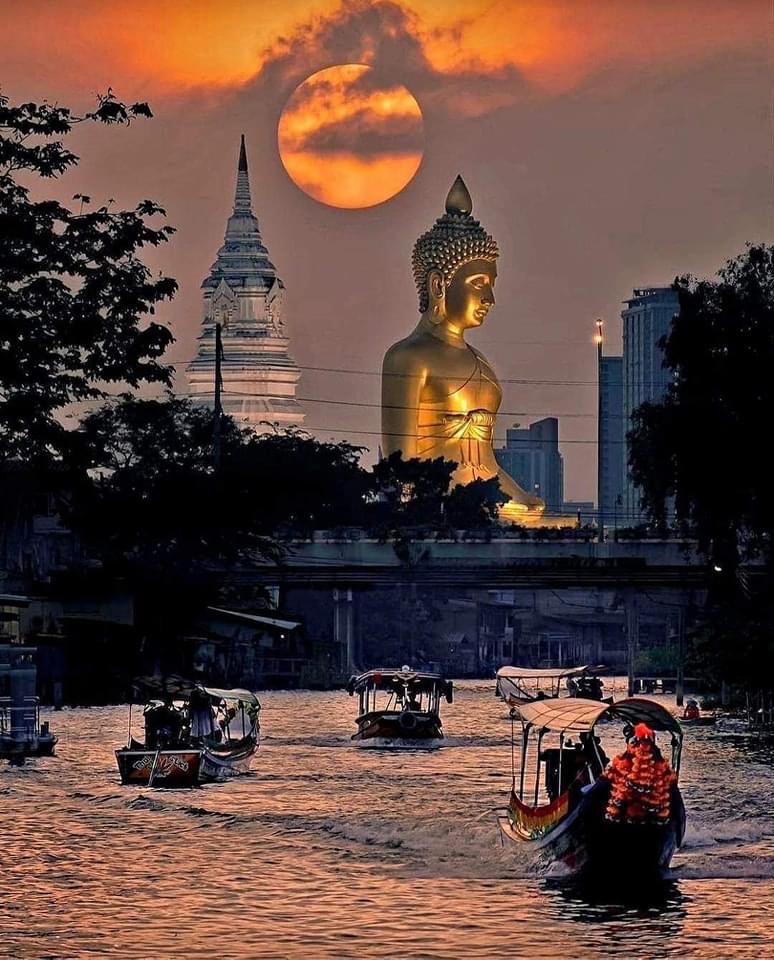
186 136 304 429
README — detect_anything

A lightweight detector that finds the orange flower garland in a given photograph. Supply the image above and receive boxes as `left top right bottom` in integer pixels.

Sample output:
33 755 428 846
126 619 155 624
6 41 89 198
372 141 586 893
603 724 677 823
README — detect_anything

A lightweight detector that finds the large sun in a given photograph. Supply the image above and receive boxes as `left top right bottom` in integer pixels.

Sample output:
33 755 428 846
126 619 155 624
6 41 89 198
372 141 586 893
277 64 424 209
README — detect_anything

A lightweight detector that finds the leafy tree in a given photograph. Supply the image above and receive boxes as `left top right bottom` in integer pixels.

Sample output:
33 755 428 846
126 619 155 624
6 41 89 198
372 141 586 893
72 395 270 567
0 90 176 464
225 429 371 535
370 451 456 528
628 245 774 690
628 244 774 574
444 477 508 529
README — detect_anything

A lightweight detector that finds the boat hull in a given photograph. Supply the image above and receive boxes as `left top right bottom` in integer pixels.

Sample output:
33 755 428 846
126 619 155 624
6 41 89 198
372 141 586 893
200 739 258 781
352 710 443 746
115 749 202 787
499 782 686 878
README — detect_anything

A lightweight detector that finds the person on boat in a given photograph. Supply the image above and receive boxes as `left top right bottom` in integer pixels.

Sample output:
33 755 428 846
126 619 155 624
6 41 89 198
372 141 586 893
144 697 183 748
683 699 700 721
579 731 609 777
603 723 677 823
406 689 422 712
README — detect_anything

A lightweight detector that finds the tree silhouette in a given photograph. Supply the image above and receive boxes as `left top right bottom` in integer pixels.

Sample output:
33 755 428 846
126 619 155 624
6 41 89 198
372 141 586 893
0 90 176 464
629 244 774 574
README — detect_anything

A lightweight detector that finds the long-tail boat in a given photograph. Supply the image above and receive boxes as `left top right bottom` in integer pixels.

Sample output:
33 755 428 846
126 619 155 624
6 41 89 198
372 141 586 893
346 668 453 747
496 697 686 877
115 676 260 787
495 665 610 706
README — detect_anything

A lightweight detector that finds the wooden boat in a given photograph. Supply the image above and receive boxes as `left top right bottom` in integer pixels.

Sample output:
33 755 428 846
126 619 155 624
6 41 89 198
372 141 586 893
495 665 610 706
496 696 686 877
115 677 260 787
346 668 453 747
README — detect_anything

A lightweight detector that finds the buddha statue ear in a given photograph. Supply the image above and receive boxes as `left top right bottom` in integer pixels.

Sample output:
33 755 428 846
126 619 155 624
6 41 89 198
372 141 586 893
428 269 445 323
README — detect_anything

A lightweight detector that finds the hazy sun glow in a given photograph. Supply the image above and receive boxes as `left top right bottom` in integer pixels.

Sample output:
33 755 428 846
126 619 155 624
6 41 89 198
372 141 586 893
277 64 424 208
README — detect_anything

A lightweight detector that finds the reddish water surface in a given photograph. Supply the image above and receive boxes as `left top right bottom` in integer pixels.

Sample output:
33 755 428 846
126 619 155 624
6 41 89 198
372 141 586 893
2 682 773 958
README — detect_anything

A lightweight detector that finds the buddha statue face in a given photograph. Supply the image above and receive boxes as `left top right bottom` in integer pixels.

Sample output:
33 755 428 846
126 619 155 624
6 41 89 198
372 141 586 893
429 258 497 332
412 176 499 331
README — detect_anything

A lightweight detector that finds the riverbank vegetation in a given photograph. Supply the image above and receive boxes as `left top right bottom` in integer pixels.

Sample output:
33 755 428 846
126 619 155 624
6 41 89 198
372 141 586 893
629 244 774 694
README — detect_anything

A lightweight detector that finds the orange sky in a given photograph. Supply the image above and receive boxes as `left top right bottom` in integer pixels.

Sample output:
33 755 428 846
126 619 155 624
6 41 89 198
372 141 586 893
1 0 770 500
2 0 764 100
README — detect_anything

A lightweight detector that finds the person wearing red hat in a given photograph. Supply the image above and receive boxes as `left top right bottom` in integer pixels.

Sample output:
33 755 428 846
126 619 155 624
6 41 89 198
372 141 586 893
603 723 677 823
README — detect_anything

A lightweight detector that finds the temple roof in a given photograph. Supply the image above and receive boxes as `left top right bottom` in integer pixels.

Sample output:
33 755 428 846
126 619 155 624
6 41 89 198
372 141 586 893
202 134 279 291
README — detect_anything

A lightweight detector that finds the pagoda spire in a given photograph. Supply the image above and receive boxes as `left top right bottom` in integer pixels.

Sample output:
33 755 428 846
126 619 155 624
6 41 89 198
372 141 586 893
234 133 252 211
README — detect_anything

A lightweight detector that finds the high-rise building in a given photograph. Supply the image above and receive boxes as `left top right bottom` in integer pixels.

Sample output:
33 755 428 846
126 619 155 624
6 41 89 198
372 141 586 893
186 136 304 429
495 418 564 511
621 286 679 522
597 354 625 530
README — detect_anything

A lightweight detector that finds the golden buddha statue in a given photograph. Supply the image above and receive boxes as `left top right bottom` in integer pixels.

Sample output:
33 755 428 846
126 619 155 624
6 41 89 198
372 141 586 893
381 175 549 524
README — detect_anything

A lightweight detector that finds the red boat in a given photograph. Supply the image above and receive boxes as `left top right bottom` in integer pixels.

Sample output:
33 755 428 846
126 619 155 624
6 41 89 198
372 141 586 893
115 677 260 788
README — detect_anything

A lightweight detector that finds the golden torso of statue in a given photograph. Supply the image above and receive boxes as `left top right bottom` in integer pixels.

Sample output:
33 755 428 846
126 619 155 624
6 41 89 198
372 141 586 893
384 331 503 487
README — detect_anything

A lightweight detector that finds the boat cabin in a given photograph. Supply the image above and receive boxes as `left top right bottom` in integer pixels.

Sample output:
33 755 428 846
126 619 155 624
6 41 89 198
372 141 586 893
346 668 453 743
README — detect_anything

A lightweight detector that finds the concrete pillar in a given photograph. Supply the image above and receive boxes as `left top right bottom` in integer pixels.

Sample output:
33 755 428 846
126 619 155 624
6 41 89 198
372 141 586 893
333 588 354 676
675 609 685 707
625 592 639 697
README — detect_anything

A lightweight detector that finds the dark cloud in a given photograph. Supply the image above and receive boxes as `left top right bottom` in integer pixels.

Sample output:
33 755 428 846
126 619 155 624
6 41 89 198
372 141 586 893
256 0 530 118
285 107 423 156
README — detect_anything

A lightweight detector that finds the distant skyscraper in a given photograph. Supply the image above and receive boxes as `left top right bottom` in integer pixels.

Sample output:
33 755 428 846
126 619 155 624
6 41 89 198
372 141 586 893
598 355 625 530
621 286 679 521
186 136 303 429
495 418 564 511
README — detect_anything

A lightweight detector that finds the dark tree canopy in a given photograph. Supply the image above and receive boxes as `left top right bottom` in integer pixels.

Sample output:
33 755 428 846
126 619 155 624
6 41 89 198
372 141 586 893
370 451 456 528
628 244 774 569
444 477 509 528
0 90 176 464
72 397 270 568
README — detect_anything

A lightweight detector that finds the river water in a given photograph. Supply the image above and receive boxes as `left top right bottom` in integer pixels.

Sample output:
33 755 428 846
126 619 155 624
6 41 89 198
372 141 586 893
2 682 773 959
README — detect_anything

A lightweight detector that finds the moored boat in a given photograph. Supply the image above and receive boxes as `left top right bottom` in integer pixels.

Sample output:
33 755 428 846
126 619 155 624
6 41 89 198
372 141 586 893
115 677 260 787
1 643 57 761
496 696 686 877
346 668 453 747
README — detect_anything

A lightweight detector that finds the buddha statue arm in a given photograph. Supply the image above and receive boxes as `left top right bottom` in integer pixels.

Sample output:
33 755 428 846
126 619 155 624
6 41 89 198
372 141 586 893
381 345 426 459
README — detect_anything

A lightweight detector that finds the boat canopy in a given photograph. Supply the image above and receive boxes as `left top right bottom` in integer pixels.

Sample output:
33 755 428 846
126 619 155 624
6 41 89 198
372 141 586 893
130 676 259 707
347 669 453 698
496 665 593 681
510 696 683 738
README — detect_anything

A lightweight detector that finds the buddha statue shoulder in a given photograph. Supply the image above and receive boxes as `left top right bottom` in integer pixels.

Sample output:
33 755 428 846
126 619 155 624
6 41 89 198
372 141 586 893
381 175 545 521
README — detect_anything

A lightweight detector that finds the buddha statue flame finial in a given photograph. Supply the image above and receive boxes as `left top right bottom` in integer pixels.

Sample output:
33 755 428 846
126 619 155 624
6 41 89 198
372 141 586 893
411 175 499 312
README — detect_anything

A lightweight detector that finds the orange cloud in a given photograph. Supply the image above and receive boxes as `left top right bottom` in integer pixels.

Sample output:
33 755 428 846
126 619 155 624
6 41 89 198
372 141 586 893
1 0 765 102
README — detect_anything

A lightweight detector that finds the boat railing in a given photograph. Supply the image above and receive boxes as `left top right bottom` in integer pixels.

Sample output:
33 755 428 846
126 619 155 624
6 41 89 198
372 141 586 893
0 695 41 739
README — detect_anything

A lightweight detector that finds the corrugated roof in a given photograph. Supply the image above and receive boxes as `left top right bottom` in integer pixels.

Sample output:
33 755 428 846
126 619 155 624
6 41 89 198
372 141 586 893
206 607 301 631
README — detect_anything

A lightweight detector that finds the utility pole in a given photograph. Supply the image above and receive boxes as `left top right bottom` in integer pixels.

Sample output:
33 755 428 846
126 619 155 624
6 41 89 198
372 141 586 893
594 319 604 542
213 321 224 470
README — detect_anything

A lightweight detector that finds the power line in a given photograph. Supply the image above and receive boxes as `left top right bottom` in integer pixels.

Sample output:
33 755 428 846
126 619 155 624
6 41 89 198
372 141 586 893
163 357 667 388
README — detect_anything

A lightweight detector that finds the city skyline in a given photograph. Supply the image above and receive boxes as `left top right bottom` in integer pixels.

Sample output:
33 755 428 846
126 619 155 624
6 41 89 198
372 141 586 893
3 0 771 500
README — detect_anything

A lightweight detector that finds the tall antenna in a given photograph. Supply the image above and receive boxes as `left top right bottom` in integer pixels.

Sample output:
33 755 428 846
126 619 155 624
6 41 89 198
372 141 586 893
213 322 224 469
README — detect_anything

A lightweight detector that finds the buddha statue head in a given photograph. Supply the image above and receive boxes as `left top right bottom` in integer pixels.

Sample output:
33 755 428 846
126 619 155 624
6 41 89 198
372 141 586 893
411 175 499 332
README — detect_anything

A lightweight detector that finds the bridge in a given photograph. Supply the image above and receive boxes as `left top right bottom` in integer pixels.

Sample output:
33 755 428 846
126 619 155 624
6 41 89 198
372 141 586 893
249 537 714 588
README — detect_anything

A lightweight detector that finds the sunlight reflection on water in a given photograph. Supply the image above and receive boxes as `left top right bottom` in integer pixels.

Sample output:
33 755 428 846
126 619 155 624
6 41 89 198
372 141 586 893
2 682 773 958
